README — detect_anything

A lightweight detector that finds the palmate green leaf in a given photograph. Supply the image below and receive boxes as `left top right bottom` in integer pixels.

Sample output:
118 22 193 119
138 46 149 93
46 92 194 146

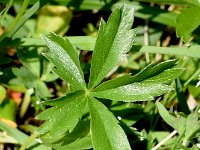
88 5 136 89
92 60 183 101
10 67 37 88
88 96 131 150
17 48 40 78
36 91 87 140
35 80 52 99
42 33 85 91
176 6 200 42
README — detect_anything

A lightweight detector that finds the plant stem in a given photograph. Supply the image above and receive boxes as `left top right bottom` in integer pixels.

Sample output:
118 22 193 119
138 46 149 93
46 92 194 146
151 130 177 150
0 0 14 26
183 68 200 87
19 132 39 150
19 88 34 118
144 19 150 63
171 131 185 150
168 67 200 103
0 0 30 41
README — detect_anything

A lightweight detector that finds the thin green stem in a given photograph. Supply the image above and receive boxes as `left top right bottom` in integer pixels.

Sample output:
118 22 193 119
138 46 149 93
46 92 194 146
19 88 34 118
0 0 14 25
166 58 189 103
151 130 177 150
168 68 200 103
171 131 185 150
19 132 39 150
195 103 200 112
0 0 30 41
151 113 160 131
183 68 200 87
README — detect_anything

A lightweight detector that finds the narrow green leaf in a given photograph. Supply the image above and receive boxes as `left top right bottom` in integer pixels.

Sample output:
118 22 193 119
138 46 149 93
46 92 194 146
115 1 177 26
156 102 186 134
88 97 131 150
144 68 184 84
133 45 200 58
43 90 85 107
175 78 190 115
88 5 136 89
129 60 178 82
93 74 132 92
6 37 200 58
92 83 172 101
156 102 176 128
176 6 200 42
94 60 183 92
42 33 85 91
36 91 87 139
0 0 31 42
0 0 48 44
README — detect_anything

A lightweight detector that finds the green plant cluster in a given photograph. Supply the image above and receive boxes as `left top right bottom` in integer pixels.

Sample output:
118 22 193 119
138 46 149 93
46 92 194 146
0 0 200 150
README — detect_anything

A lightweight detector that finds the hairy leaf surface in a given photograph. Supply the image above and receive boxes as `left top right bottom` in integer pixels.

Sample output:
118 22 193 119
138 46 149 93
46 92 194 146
88 5 136 89
42 33 85 90
88 97 131 150
36 91 86 138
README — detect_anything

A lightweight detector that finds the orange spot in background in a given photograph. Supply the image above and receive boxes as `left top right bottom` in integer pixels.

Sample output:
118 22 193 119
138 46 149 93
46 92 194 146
7 89 22 105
